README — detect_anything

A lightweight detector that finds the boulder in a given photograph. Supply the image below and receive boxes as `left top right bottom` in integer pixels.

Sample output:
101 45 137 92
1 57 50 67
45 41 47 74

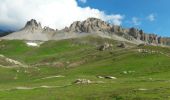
117 43 126 48
104 76 117 79
97 75 117 79
74 79 92 84
98 43 112 51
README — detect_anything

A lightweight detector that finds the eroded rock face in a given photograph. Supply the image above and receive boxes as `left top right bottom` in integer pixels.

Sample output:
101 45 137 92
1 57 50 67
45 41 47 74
161 38 170 45
127 28 162 44
43 26 56 33
61 27 69 32
69 18 112 33
2 18 170 46
68 18 167 45
23 19 56 34
23 19 42 31
128 28 141 40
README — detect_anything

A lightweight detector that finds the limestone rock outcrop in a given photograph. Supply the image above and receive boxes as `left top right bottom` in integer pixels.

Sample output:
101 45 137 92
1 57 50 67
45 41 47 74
1 18 170 46
23 19 42 32
67 18 168 45
69 18 112 33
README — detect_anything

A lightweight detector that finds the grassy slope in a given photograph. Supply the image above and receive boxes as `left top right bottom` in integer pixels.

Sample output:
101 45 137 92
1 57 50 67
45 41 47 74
0 36 170 100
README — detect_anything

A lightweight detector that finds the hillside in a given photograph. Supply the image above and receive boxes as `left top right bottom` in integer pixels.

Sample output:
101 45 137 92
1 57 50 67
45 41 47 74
0 36 170 99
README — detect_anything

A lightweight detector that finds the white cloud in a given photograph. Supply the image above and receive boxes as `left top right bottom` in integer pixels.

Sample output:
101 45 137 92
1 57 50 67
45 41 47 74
0 0 124 30
147 14 155 22
102 14 124 25
79 0 87 3
132 17 141 26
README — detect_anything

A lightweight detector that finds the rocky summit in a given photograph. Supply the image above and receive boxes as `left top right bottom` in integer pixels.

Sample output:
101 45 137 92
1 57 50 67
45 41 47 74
69 18 112 33
23 19 42 31
67 18 170 45
1 18 170 45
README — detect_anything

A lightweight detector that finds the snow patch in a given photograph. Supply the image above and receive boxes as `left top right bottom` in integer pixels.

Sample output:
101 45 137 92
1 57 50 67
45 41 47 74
26 42 39 47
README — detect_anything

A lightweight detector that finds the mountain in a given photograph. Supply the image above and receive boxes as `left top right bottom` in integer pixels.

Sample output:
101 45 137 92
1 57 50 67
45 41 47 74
69 18 112 33
1 19 170 100
67 18 169 45
1 18 170 45
1 19 55 41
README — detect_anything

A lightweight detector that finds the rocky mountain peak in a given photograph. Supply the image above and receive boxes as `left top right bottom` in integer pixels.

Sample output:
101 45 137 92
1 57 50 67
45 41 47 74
69 18 112 33
85 18 103 23
23 19 42 31
2 17 170 45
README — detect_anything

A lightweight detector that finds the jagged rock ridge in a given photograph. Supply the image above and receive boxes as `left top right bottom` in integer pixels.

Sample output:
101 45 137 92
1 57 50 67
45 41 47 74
1 18 170 45
69 18 112 33
67 18 169 45
1 19 56 41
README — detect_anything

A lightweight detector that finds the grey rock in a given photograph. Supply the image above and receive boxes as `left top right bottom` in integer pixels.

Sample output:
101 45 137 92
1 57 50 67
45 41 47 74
23 19 42 32
104 76 117 79
74 79 92 84
69 18 112 33
43 26 56 33
1 18 170 46
117 42 126 48
98 43 113 51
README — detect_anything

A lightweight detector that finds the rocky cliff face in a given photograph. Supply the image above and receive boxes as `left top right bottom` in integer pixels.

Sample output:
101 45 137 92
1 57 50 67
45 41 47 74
1 19 56 41
69 18 112 33
2 18 170 45
23 19 56 34
127 28 162 44
43 26 56 33
68 18 168 45
161 38 170 45
23 19 42 32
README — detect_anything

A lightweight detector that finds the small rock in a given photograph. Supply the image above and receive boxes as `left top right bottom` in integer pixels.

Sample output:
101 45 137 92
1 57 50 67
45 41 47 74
74 79 92 84
98 43 112 51
104 76 117 79
97 76 104 79
117 43 126 48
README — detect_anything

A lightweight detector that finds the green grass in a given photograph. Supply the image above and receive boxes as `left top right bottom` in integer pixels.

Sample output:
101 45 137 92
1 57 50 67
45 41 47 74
1 36 170 100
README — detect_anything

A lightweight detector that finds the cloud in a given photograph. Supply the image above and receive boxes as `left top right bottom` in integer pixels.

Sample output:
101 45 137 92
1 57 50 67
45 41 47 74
79 0 87 3
102 14 124 25
147 14 155 22
0 0 123 30
132 17 141 26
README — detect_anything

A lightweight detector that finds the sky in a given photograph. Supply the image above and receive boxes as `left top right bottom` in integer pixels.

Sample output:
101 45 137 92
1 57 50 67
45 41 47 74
0 0 169 37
